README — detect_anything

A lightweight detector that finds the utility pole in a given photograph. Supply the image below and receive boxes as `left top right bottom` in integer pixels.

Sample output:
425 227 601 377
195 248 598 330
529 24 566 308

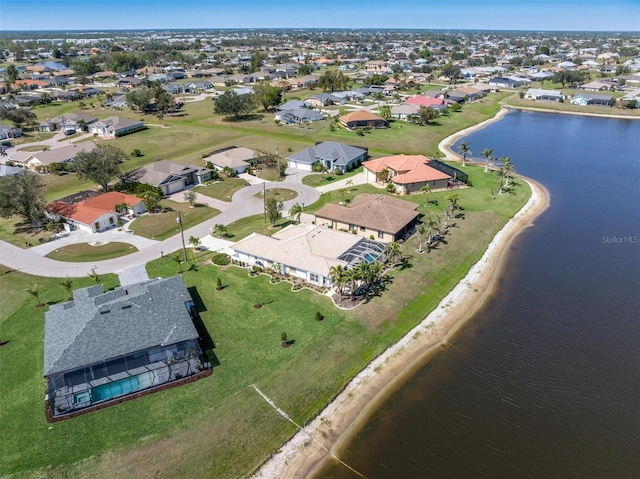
176 211 188 263
263 181 266 223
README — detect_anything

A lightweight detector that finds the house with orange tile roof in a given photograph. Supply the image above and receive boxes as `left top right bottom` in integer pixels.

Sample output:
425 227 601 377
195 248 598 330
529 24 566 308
46 192 146 233
405 95 448 111
363 154 451 195
339 110 388 130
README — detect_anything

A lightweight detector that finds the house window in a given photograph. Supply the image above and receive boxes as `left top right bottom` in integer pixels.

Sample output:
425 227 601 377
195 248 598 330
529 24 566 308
348 224 354 231
378 230 384 239
310 273 319 283
360 226 366 232
109 217 115 224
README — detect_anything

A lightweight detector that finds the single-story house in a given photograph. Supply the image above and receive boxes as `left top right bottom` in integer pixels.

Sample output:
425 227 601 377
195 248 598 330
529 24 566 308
304 93 345 107
89 116 144 138
39 112 98 134
314 194 419 243
339 111 388 130
405 95 448 110
488 77 525 89
122 160 214 196
276 100 308 111
102 93 128 108
363 154 452 195
524 88 563 102
0 124 22 139
286 141 367 172
579 80 616 91
46 191 146 233
204 146 257 174
275 107 324 124
331 90 366 101
44 276 209 420
390 103 421 121
230 223 388 286
24 142 97 170
569 93 613 106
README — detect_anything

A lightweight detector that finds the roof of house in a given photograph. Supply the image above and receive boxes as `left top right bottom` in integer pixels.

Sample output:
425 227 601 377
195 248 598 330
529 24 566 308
363 154 451 184
205 146 256 169
391 103 421 115
232 223 362 277
314 194 419 234
0 164 23 176
44 276 198 376
26 142 97 166
572 93 613 101
277 99 308 111
406 96 446 107
123 160 212 187
277 108 324 122
94 116 143 131
339 110 386 123
287 141 366 167
526 88 563 97
46 191 143 225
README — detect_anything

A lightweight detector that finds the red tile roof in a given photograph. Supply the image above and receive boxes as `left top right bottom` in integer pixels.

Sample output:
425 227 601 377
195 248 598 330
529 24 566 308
405 96 446 107
363 155 451 184
46 192 143 226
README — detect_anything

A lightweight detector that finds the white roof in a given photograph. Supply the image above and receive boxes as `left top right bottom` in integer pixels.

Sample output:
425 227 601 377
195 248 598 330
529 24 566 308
231 224 362 277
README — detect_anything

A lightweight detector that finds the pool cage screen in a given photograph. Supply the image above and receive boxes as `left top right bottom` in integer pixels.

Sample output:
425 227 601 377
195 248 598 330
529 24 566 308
47 339 204 416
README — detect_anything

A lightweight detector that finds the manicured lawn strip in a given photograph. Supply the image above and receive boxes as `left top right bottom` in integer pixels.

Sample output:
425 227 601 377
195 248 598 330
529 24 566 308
254 166 285 182
44 242 138 262
505 94 640 117
129 200 219 240
195 178 248 201
255 188 298 200
301 166 363 187
17 145 49 152
223 214 295 240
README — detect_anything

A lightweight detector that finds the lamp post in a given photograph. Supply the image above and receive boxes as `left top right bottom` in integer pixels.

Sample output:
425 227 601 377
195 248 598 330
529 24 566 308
176 211 187 263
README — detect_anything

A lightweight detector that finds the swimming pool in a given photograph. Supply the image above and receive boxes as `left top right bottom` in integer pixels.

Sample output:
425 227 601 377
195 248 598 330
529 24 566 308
90 371 155 402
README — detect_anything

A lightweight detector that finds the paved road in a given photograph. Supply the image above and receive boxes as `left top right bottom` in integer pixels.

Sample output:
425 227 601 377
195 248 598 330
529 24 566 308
0 170 319 278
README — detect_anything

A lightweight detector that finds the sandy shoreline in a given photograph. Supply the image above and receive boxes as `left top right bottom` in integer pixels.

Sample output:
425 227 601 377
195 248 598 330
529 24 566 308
504 104 640 120
252 112 550 479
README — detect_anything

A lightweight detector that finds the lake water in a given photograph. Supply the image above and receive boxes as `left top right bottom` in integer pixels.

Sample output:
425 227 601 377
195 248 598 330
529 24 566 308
314 111 640 478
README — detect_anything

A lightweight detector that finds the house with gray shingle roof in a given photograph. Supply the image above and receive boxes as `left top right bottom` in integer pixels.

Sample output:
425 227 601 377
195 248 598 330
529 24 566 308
286 141 367 172
44 276 210 420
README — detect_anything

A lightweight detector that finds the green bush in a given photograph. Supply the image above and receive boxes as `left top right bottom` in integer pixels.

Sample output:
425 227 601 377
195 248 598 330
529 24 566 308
211 253 231 266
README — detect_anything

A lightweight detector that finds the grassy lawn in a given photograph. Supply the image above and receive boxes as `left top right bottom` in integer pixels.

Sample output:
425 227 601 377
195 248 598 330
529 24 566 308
0 216 56 248
44 242 139 262
0 162 531 478
255 188 298 201
16 145 49 152
222 214 295 240
9 130 55 146
129 200 219 240
254 166 285 182
195 178 248 201
302 166 363 187
504 93 640 117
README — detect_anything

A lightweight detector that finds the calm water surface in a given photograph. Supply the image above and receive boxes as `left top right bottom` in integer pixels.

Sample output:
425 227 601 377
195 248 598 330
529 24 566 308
315 111 640 478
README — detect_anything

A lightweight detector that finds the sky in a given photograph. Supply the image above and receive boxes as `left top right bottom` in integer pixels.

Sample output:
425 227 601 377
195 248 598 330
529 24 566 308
1 0 639 32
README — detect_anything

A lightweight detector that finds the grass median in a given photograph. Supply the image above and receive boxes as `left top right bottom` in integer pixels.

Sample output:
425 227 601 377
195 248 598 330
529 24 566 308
129 200 219 240
44 242 138 262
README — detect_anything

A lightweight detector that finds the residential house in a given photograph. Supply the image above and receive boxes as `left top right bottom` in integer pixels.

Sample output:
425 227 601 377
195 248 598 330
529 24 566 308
122 160 214 195
204 146 257 175
406 95 448 110
0 124 22 139
89 117 144 138
286 141 367 172
488 77 525 89
44 276 209 420
390 103 421 121
102 93 128 108
230 223 388 286
524 88 563 102
579 80 616 91
363 154 452 195
569 93 613 106
304 93 345 107
275 108 324 124
314 194 419 243
24 142 97 170
39 112 98 134
46 191 146 233
339 111 388 130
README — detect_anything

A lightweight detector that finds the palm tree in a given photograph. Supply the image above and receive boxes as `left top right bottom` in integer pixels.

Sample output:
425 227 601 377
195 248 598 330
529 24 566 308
458 142 471 167
172 252 184 274
189 235 201 250
446 192 460 219
329 264 346 300
372 92 385 113
24 283 43 308
416 223 426 253
288 202 304 223
501 156 515 187
345 267 360 301
496 166 506 195
77 119 88 132
388 241 403 265
376 168 389 183
60 278 73 301
345 179 354 189
481 148 494 173
212 223 228 237
421 184 432 206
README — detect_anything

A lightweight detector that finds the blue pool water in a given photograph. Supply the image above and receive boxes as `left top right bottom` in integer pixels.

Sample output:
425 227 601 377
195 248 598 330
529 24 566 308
91 371 155 402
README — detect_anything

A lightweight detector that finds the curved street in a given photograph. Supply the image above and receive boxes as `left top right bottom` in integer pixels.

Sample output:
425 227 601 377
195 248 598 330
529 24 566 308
0 167 339 279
